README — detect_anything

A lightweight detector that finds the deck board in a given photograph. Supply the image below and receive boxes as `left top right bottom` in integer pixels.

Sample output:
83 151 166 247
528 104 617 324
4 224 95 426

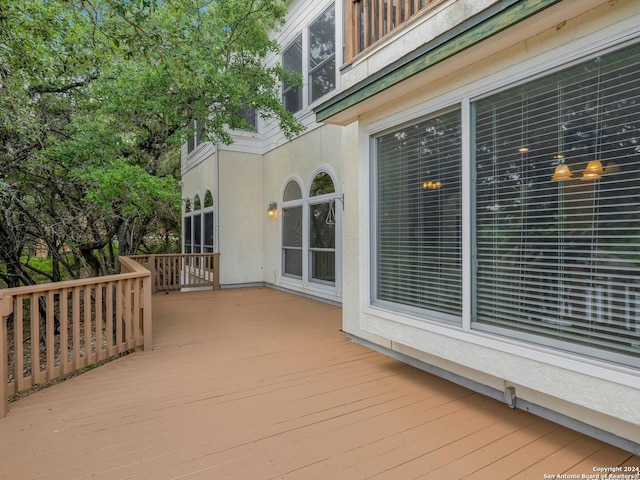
0 287 637 480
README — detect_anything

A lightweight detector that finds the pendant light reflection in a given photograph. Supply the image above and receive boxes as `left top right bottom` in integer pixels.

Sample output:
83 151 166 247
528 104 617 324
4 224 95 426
552 163 573 181
422 180 442 190
581 160 603 181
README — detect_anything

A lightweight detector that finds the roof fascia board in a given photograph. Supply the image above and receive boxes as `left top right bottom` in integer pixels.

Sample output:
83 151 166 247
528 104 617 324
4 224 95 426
315 0 563 123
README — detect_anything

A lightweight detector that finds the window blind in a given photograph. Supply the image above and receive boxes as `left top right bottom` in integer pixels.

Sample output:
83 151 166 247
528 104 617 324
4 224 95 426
473 42 640 364
375 108 462 321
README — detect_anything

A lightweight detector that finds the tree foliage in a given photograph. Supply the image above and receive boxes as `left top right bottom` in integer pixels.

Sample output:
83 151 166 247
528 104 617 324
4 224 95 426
0 0 302 286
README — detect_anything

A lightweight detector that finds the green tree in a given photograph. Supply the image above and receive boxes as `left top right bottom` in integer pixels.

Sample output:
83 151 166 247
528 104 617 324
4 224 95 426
0 0 303 286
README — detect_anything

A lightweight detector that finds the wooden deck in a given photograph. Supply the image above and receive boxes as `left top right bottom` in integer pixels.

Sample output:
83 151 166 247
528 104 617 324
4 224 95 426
0 287 638 479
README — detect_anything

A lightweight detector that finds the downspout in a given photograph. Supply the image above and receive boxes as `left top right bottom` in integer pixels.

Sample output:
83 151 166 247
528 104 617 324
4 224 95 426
215 143 220 254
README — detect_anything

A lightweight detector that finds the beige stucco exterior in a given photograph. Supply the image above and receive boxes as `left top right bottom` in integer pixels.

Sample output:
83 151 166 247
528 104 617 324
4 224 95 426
338 0 640 445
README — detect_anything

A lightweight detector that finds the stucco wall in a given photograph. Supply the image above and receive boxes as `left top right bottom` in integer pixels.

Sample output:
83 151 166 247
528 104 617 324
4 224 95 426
215 150 265 286
341 0 640 444
262 124 344 302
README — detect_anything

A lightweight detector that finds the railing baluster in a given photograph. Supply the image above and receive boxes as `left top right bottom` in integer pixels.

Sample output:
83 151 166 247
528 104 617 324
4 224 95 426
126 279 133 350
16 296 24 392
133 278 141 347
96 284 104 362
46 290 55 381
116 281 124 354
106 282 115 357
60 288 70 374
84 286 93 365
72 286 81 370
30 293 40 386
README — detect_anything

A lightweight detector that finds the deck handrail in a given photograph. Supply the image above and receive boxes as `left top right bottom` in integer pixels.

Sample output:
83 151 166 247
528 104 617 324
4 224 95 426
129 253 220 293
0 256 152 418
1 252 221 418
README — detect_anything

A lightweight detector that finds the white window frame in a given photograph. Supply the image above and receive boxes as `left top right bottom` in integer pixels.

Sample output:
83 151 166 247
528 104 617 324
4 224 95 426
281 2 338 115
183 190 217 254
363 25 640 380
279 169 342 296
281 177 305 279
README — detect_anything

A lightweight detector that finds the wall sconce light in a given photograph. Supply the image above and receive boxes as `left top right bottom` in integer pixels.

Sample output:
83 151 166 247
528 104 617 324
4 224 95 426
422 180 442 190
267 201 278 217
551 163 573 181
581 160 603 181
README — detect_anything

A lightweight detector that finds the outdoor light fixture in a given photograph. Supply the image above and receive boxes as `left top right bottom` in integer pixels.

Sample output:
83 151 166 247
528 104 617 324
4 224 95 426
581 160 603 181
552 163 573 181
267 201 278 217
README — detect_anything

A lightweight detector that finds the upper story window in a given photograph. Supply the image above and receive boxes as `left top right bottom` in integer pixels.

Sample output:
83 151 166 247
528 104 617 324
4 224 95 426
283 35 303 114
239 107 257 130
309 5 336 103
187 120 206 154
282 3 336 114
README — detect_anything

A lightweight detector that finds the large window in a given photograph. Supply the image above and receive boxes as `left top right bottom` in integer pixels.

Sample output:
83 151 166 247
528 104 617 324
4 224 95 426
186 120 205 154
282 35 303 114
372 40 640 366
281 172 339 287
282 4 336 113
282 180 303 277
203 191 215 253
374 109 462 322
473 42 640 363
309 172 336 283
308 5 336 103
184 191 216 254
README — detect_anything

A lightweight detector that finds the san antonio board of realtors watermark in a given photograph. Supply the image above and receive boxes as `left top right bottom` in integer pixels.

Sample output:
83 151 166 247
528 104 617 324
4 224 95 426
544 467 640 480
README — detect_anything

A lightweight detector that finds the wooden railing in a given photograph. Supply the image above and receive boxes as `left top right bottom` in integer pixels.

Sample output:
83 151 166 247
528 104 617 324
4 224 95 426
0 256 152 418
345 0 446 62
129 253 220 293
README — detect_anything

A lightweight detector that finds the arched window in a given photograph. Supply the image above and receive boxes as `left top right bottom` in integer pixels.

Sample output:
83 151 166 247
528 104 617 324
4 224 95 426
204 190 214 208
184 191 216 254
308 172 336 284
184 198 193 253
282 180 303 278
191 195 202 252
203 190 215 252
280 172 340 288
283 180 303 201
310 172 335 196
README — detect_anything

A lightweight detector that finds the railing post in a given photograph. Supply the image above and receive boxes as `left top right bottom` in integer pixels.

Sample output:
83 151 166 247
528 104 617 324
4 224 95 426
142 273 153 352
0 295 14 419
